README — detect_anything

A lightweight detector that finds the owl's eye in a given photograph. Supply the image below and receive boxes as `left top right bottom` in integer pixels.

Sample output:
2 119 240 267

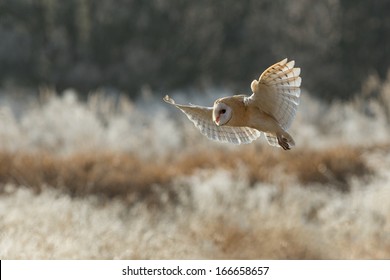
220 109 226 114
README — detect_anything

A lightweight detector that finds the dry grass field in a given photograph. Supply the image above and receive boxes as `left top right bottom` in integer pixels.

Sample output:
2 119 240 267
0 84 390 259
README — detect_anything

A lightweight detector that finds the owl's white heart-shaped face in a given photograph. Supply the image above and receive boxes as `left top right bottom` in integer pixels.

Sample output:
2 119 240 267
213 102 232 126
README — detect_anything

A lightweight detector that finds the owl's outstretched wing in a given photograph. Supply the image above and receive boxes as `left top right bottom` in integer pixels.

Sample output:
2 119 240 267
163 95 261 144
250 58 301 130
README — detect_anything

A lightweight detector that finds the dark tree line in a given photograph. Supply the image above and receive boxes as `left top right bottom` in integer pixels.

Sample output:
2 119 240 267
0 0 389 100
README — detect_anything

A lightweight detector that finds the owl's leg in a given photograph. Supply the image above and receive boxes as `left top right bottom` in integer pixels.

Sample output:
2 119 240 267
276 131 295 150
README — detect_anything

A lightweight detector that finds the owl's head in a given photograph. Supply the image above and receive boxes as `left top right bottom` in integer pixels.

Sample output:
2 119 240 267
213 101 232 126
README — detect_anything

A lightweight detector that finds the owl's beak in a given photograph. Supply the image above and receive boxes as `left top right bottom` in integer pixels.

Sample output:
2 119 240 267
213 110 220 125
215 116 220 125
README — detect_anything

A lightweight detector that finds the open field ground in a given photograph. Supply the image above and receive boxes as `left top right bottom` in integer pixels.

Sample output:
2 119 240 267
1 87 390 259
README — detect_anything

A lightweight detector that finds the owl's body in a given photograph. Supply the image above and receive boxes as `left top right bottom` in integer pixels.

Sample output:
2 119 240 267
164 58 301 150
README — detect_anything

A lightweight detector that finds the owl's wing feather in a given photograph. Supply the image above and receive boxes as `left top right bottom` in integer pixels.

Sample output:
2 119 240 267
164 95 261 144
250 58 301 130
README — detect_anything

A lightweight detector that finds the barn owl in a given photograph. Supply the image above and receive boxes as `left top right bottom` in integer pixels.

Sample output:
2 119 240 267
163 58 301 150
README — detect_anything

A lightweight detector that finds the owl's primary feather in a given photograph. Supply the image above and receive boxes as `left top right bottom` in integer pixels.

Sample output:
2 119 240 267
163 58 301 149
163 96 261 144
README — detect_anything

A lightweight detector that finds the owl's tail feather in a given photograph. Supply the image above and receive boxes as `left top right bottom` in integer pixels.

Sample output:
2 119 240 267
276 131 295 150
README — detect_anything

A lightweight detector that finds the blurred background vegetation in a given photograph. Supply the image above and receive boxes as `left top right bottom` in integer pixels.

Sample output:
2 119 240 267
1 0 390 260
0 0 389 100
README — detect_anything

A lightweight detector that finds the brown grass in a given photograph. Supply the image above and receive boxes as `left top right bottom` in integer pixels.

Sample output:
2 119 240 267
171 145 371 191
196 219 330 259
285 146 371 192
0 145 372 205
0 152 176 208
0 145 387 260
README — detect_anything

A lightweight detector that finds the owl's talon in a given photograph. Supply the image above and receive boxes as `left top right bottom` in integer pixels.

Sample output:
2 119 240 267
277 135 291 150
